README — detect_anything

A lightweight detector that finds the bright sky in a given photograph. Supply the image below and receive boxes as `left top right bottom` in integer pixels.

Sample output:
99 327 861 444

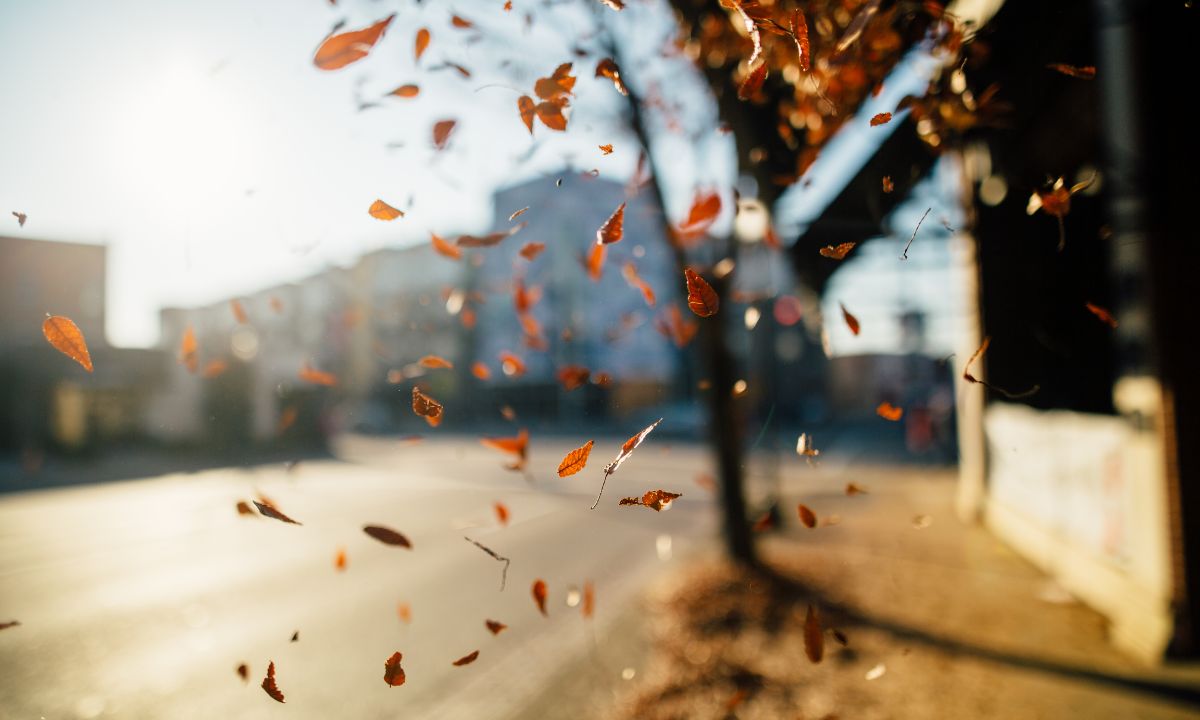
1 0 720 348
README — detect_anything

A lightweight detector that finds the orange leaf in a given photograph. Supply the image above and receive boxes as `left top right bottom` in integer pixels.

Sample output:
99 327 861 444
509 206 530 221
42 315 93 372
618 489 681 511
622 263 656 307
597 0 624 9
804 605 824 663
846 482 868 495
882 176 894 193
517 95 536 134
684 268 719 317
790 8 810 71
532 579 548 616
236 663 248 682
534 63 576 100
596 202 626 244
674 191 721 243
201 359 229 379
412 386 444 427
655 305 698 347
452 650 479 666
494 502 509 526
451 14 474 29
752 511 774 532
397 603 412 624
1047 63 1096 79
586 242 606 281
840 303 860 336
594 58 628 95
582 581 595 619
369 199 404 220
557 365 591 391
1085 302 1118 328
230 299 249 324
432 119 457 150
472 362 491 380
519 242 545 260
870 112 893 126
485 619 507 634
876 402 903 421
419 355 454 369
481 429 529 456
313 14 395 71
261 661 285 702
334 547 347 571
415 28 430 63
819 242 856 260
456 222 527 247
431 232 462 260
363 524 412 548
557 440 594 477
534 99 568 131
383 651 406 687
388 84 420 98
254 500 302 525
593 419 662 508
299 363 338 387
499 351 526 377
599 144 614 155
737 63 767 100
236 500 255 516
797 503 817 528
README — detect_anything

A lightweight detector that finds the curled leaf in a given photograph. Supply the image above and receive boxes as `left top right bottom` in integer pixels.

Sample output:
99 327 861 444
412 386 444 427
622 263 656 307
42 315 93 372
870 112 893 126
595 58 628 95
596 202 626 244
738 63 767 101
261 661 285 702
599 144 614 155
593 419 662 509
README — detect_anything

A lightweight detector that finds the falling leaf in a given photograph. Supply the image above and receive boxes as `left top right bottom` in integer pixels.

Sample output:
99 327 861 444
411 386 444 427
832 629 849 646
599 144 614 155
586 243 606 281
870 112 893 126
619 489 681 511
290 630 299 643
277 405 298 434
596 202 626 245
592 419 662 508
499 351 526 377
796 433 820 459
597 0 624 9
517 95 536 133
752 512 774 532
452 650 480 666
369 199 404 221
12 211 27 227
819 242 856 260
865 663 887 680
594 58 628 95
254 500 302 525
533 98 568 131
804 605 824 663
236 500 255 516
388 84 420 98
433 119 457 150
230 299 249 324
472 362 491 380
415 28 430 63
547 360 590 389
201 359 229 379
42 315 93 372
383 652 406 687
582 581 595 618
797 503 817 528
519 242 545 260
509 206 530 221
456 222 527 247
1047 63 1096 79
485 619 507 635
727 0 763 66
500 405 516 421
397 603 412 624
674 191 721 243
494 502 510 526
846 482 868 495
790 8 810 71
737 63 767 100
532 579 548 616
482 429 529 471
557 440 594 477
236 663 248 682
363 524 413 548
840 303 860 336
313 14 395 71
299 363 338 386
335 547 347 571
419 355 454 369
882 176 894 193
1085 302 1118 328
450 14 474 29
876 402 904 421
430 233 462 260
622 263 656 307
261 661 285 702
684 268 719 317
534 63 575 100
656 305 698 348
270 296 284 314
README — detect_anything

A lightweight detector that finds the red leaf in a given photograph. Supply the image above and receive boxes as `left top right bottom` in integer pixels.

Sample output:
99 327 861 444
674 191 721 243
582 581 595 619
313 14 395 71
790 8 810 72
419 355 454 369
622 263 656 307
593 419 662 508
804 605 824 663
261 661 285 702
684 268 719 317
870 112 893 126
738 63 767 101
840 303 861 336
412 386 444 427
1086 302 1118 328
532 579 548 616
1047 63 1096 79
42 315 93 372
596 202 626 244
383 651 406 687
595 58 628 95
433 119 457 150
519 242 545 260
557 365 591 391
819 242 856 260
452 650 480 666
882 176 894 193
655 305 698 348
557 440 594 477
485 619 507 634
236 663 248 682
586 243 606 281
797 503 817 528
494 502 510 526
363 524 413 548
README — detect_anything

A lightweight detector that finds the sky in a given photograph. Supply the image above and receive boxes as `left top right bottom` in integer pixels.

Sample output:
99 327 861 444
1 0 728 348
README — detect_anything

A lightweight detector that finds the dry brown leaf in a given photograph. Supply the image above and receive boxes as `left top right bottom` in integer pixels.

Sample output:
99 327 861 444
253 500 302 525
42 315 93 372
595 58 628 95
619 489 681 511
1047 63 1096 79
509 206 530 221
596 202 626 244
738 63 767 100
383 652 406 687
236 663 248 682
684 268 719 317
261 661 285 702
804 605 824 663
593 419 662 508
557 440 594 477
819 242 856 260
797 503 817 528
486 619 507 634
412 386 444 427
433 119 457 150
870 112 893 126
363 524 412 548
841 303 861 336
452 650 479 666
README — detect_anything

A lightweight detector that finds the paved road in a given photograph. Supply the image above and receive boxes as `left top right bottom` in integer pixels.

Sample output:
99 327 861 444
0 435 719 719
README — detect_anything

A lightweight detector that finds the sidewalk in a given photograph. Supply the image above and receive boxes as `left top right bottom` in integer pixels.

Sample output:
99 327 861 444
609 463 1200 719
